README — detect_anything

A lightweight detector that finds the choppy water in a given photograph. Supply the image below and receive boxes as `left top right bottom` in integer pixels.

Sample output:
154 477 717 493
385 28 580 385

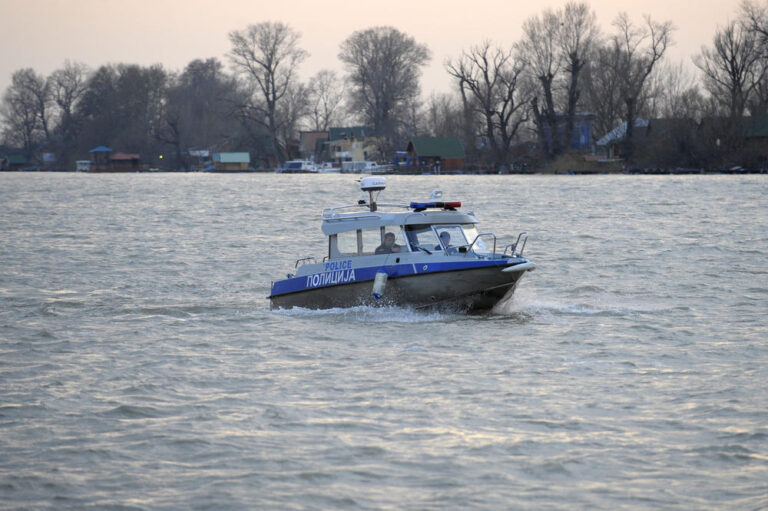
1 173 767 510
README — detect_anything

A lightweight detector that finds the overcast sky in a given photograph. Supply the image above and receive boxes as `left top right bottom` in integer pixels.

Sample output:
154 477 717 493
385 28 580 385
1 0 745 98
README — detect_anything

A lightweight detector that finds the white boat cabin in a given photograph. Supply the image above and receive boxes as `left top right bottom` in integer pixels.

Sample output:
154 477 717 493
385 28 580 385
320 178 495 261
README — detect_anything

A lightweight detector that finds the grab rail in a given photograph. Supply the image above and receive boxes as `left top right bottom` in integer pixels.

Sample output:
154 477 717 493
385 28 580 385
503 232 528 257
295 256 317 268
322 202 411 218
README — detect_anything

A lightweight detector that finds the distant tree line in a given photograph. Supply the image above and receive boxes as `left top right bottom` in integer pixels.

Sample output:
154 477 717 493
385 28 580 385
2 1 768 171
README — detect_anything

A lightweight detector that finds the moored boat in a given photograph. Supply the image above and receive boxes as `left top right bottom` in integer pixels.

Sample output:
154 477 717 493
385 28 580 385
277 160 319 173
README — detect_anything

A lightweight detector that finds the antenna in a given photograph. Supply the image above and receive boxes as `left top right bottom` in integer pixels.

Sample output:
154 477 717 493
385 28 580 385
360 177 386 212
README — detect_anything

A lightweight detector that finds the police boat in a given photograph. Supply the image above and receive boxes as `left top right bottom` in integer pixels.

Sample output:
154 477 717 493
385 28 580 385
268 177 535 311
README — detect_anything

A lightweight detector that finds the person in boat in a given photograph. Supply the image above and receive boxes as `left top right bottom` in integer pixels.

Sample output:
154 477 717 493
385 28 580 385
436 231 451 250
375 232 401 254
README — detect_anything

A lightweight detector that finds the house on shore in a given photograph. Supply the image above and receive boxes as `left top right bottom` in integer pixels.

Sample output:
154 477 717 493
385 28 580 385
87 146 144 172
638 118 699 167
89 146 113 170
212 152 250 172
188 149 211 171
540 113 596 153
110 153 141 172
299 131 330 161
23 143 59 170
595 119 649 160
0 154 28 171
598 115 768 168
406 136 465 172
325 126 382 163
737 116 768 166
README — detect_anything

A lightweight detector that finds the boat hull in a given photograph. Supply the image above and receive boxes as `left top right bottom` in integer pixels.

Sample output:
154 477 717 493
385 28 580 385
269 264 528 312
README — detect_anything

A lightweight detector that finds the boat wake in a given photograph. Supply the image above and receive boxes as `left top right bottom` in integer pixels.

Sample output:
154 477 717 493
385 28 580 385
272 304 463 323
273 289 649 322
493 288 641 317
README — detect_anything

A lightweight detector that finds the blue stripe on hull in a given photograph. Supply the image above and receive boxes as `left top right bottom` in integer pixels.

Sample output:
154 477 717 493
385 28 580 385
269 259 523 297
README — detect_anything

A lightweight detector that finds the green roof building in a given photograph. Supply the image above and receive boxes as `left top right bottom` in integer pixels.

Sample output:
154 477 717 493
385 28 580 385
212 152 251 172
406 136 465 171
3 154 28 170
741 115 768 138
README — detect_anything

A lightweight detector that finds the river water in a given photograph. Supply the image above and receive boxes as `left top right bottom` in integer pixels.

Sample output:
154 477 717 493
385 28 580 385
1 173 766 510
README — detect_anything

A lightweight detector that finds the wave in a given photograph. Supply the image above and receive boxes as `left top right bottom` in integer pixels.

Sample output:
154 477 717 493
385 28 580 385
272 305 462 323
493 289 641 317
496 300 637 317
273 295 642 321
116 303 257 320
102 404 162 419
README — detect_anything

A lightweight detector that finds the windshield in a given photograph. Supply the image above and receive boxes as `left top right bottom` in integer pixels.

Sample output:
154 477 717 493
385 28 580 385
406 224 473 254
405 225 439 253
461 224 491 256
405 224 492 256
433 225 468 251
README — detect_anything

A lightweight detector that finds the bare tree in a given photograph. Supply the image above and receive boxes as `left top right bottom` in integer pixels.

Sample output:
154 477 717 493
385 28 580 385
48 61 90 168
276 81 310 155
739 1 768 114
582 44 625 138
306 70 345 131
338 26 430 147
453 74 482 163
612 13 674 161
49 61 89 124
16 69 53 142
558 2 600 152
515 2 598 158
695 19 765 118
424 93 463 137
75 64 168 161
1 69 49 158
646 60 705 119
747 58 768 114
401 95 424 141
153 74 185 168
447 41 528 169
154 58 240 169
742 0 768 44
26 70 53 141
516 9 561 156
228 22 308 162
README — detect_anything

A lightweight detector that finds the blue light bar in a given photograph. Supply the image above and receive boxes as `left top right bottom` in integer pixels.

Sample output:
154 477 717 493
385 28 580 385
410 201 461 211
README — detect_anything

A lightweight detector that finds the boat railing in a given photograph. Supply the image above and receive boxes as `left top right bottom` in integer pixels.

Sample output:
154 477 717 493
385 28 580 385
322 202 412 218
463 232 497 258
503 232 528 257
322 204 367 217
295 256 317 268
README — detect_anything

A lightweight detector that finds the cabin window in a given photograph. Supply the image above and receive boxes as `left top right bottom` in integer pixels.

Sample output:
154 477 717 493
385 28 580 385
336 230 359 256
333 226 409 258
360 228 381 256
361 226 405 255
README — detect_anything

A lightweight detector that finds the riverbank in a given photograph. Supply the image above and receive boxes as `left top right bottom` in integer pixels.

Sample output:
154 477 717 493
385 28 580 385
2 167 767 175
